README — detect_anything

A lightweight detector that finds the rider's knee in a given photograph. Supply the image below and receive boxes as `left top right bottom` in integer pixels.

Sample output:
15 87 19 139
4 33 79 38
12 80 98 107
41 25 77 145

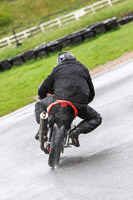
35 100 47 111
35 101 47 124
96 114 102 125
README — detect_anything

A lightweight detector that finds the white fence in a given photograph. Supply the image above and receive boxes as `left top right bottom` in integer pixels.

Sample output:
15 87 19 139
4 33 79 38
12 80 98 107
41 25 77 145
0 0 120 49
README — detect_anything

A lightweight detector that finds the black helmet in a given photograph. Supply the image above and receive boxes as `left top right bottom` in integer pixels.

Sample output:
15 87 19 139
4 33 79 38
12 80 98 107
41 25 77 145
57 51 76 65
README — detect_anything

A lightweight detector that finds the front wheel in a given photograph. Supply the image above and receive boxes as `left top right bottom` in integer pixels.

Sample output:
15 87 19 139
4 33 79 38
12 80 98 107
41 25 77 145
48 124 65 168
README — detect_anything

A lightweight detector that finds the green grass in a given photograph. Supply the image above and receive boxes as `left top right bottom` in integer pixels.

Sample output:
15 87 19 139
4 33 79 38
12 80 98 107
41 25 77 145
0 0 133 60
0 22 133 117
0 0 103 37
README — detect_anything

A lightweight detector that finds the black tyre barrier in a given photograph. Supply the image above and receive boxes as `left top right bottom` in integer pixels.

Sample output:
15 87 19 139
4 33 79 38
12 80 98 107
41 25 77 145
21 50 36 62
70 32 83 44
10 55 24 66
87 22 107 35
81 28 95 40
47 40 61 53
117 15 133 26
0 59 12 71
58 36 72 48
0 15 133 72
35 43 48 58
103 17 119 31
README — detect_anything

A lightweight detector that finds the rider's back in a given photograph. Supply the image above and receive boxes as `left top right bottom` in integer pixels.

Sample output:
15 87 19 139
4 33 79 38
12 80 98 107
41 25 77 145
52 60 93 104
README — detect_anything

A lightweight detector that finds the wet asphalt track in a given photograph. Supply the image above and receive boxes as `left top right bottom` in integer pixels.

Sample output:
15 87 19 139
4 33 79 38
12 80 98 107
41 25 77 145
0 60 133 200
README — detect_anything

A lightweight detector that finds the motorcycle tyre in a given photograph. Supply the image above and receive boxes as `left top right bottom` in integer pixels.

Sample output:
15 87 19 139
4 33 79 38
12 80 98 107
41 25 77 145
48 124 65 168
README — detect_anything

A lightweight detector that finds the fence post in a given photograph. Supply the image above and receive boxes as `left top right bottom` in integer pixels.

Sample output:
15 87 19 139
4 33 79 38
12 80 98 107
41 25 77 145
108 0 112 6
6 37 12 46
74 13 79 20
74 9 86 20
40 25 45 33
23 31 29 39
91 5 96 14
57 19 62 27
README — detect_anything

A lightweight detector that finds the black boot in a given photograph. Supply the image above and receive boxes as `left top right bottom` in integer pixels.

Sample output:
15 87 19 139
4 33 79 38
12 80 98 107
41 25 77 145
69 127 80 147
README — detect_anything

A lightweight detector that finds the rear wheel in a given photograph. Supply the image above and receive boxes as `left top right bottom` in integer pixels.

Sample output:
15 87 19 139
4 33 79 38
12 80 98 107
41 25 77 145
48 124 65 168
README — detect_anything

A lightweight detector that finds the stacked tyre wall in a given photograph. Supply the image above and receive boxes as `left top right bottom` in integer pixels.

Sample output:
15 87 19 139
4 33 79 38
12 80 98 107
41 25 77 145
0 15 133 72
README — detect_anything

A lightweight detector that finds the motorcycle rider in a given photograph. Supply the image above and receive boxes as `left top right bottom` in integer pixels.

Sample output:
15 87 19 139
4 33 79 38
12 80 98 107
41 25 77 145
35 51 102 148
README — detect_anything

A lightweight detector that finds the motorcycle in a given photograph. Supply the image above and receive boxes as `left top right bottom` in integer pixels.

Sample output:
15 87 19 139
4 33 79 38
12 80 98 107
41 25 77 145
38 100 78 168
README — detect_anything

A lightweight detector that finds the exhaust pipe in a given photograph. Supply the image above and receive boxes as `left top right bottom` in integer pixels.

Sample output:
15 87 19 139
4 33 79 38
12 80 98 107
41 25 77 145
39 111 48 152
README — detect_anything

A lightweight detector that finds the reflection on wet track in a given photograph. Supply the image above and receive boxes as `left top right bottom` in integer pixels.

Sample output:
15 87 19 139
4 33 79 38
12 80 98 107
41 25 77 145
0 60 133 200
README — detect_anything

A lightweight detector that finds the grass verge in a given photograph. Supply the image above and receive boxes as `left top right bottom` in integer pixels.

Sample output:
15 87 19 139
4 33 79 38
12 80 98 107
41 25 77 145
0 22 133 117
0 0 100 37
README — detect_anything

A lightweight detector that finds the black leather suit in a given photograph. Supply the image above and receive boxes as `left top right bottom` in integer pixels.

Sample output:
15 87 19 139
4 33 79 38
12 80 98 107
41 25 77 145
35 60 102 133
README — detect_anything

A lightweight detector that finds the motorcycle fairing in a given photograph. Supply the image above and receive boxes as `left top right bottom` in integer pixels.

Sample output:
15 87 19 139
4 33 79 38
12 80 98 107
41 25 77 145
47 100 78 118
